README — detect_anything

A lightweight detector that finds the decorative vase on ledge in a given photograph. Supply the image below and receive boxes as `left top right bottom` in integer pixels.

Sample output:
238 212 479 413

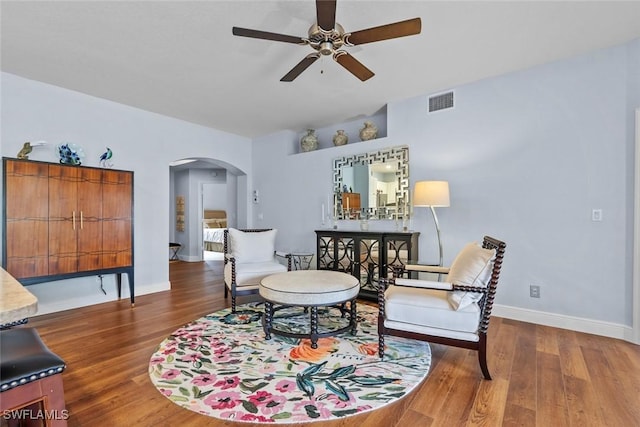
332 130 348 146
300 129 319 152
359 121 378 141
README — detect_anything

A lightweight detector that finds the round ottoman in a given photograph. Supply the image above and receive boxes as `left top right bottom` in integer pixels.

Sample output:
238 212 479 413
259 270 360 348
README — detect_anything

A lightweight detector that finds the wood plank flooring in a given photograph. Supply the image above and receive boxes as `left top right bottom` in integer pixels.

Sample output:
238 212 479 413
20 261 640 426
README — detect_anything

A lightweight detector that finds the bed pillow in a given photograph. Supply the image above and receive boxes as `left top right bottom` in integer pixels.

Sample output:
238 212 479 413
228 228 277 263
446 242 496 310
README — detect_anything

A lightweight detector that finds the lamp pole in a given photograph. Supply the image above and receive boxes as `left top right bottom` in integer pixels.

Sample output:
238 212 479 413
430 205 444 267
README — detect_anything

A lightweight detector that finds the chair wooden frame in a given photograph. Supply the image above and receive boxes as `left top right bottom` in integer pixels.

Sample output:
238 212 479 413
378 236 506 380
223 228 292 312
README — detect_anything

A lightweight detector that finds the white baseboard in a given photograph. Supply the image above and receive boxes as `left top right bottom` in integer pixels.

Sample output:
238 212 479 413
493 304 633 342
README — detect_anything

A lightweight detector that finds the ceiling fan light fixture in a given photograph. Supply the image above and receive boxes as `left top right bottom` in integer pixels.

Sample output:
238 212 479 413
319 41 334 55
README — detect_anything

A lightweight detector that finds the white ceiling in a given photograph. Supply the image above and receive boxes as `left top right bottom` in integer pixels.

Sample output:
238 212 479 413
2 1 640 139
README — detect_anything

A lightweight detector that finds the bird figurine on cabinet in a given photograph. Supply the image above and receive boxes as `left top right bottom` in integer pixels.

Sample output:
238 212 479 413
17 142 32 159
16 141 47 160
99 147 113 168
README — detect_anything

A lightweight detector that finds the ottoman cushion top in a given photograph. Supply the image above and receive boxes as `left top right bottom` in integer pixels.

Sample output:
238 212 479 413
260 270 360 306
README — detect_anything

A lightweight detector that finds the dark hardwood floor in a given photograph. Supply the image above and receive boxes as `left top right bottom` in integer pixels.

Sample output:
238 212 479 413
21 260 640 426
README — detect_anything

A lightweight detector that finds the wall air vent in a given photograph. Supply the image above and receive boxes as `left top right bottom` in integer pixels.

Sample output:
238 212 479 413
428 91 454 112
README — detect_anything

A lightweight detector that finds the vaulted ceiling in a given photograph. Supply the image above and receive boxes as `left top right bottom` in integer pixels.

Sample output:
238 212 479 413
2 1 640 138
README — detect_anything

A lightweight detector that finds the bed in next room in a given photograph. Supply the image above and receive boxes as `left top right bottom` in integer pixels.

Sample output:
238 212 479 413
203 209 227 253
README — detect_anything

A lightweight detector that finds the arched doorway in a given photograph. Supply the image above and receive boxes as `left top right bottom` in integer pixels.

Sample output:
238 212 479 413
169 157 247 262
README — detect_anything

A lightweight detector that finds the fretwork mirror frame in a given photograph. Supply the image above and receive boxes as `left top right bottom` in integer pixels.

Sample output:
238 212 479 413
332 145 410 220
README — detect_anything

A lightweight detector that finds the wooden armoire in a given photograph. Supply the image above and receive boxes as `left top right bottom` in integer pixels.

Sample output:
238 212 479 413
2 158 135 304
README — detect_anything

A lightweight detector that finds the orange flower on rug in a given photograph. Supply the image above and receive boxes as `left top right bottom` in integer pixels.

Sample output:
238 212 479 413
149 303 430 424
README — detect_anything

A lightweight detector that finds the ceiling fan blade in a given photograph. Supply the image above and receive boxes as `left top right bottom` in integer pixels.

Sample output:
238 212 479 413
281 54 321 82
316 0 337 31
334 52 374 81
346 17 422 45
232 27 306 44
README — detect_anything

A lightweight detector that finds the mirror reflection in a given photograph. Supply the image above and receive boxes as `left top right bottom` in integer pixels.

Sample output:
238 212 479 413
333 146 409 220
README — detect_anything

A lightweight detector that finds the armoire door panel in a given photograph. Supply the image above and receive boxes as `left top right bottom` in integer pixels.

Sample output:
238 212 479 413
77 168 103 271
5 221 49 279
102 220 132 268
4 160 49 278
102 170 133 269
48 165 78 275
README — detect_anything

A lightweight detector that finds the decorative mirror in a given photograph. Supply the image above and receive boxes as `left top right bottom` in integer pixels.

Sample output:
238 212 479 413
332 145 410 220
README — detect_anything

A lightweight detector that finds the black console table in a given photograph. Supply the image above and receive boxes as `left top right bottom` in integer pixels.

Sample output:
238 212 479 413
315 230 419 301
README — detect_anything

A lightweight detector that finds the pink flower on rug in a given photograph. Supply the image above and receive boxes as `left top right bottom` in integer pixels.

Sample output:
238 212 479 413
211 350 233 363
245 391 287 415
188 340 204 350
239 413 276 423
275 379 296 393
204 390 242 410
179 353 202 363
220 411 275 423
209 337 225 347
192 373 217 386
161 346 177 356
149 356 165 365
213 376 240 389
161 369 180 380
158 388 172 397
247 390 275 407
326 392 355 408
211 352 232 363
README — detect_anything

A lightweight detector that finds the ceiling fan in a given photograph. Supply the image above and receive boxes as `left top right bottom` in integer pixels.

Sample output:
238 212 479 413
232 0 421 82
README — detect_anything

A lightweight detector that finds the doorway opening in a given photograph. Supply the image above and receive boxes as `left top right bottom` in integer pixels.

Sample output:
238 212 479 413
170 157 246 262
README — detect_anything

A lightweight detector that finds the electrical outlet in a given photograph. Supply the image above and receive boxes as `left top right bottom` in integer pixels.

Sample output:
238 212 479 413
530 285 540 298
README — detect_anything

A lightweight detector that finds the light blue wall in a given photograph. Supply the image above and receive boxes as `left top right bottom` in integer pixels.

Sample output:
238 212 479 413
1 38 638 333
0 72 252 314
253 39 640 329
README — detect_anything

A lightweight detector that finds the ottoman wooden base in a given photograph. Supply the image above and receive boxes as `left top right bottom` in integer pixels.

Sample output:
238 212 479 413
259 270 360 349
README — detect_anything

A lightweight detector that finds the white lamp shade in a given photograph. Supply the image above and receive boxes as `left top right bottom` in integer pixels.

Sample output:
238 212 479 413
413 181 450 207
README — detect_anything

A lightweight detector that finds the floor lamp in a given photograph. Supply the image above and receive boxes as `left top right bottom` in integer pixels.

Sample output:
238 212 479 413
413 181 450 269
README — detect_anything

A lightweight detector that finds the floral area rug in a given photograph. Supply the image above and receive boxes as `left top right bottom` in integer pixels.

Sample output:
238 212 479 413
149 302 431 424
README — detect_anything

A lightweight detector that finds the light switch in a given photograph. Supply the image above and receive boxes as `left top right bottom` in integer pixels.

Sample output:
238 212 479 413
592 209 603 222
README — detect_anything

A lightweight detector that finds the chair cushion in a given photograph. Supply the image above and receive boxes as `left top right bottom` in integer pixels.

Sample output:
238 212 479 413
446 242 496 310
384 285 480 336
228 228 277 263
224 261 287 289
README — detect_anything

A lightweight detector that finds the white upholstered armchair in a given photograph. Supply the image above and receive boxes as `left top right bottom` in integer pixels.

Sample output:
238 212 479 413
378 236 506 379
223 228 292 312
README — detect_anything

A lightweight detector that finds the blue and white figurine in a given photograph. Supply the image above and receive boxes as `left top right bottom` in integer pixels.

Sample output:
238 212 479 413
99 147 113 168
57 143 84 165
